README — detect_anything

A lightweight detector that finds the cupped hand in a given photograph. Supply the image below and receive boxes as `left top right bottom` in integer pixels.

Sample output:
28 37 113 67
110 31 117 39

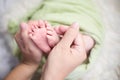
15 22 43 65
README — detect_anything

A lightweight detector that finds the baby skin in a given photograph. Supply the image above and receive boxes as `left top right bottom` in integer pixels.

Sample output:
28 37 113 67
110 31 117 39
25 20 94 54
28 20 59 53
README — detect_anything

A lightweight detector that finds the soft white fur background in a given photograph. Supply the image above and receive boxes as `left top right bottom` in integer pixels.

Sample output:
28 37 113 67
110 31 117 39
0 0 120 80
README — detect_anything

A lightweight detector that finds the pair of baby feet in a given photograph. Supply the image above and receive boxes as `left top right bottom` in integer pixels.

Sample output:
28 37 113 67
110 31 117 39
21 20 94 54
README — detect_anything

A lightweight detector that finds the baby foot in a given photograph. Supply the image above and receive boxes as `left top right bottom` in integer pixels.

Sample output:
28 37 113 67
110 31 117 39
28 20 51 53
54 25 95 53
45 21 60 48
28 20 60 54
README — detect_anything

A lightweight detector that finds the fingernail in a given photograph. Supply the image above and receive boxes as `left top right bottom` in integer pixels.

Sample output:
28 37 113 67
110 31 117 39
72 22 79 29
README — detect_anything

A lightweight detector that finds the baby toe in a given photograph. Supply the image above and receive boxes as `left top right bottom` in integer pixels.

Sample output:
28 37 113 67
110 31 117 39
38 20 45 28
47 35 55 47
47 30 54 36
29 33 36 40
44 21 51 26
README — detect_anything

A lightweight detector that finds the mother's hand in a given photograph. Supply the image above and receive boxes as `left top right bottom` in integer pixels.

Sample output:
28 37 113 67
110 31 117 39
41 23 87 80
15 23 43 65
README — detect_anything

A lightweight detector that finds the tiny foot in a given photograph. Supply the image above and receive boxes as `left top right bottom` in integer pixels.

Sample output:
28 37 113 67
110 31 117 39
29 21 51 53
45 21 60 47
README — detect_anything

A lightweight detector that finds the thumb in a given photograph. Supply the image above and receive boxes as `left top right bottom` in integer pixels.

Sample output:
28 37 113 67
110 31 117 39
58 22 79 47
20 22 33 47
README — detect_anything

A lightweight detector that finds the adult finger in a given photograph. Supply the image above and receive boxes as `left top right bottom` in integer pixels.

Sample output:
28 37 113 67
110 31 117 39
72 33 86 53
58 23 79 47
20 22 41 52
20 22 29 44
14 30 24 50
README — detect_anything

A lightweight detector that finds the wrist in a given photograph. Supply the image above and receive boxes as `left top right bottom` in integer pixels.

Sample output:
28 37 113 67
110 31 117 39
19 63 39 79
20 61 39 71
41 68 65 80
22 59 40 67
5 63 39 80
41 74 64 80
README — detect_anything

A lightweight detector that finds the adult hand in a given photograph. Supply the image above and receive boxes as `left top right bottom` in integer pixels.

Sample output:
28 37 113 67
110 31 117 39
5 22 44 80
41 23 87 80
15 22 43 65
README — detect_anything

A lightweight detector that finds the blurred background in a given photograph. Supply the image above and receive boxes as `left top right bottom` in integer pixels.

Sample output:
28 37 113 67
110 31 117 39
0 0 120 80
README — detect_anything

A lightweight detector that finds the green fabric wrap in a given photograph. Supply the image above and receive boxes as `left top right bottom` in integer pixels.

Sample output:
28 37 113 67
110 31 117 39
8 0 105 80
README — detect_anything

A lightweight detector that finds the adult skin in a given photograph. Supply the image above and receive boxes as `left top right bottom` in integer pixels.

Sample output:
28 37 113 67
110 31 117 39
4 23 86 80
4 23 43 80
41 23 87 80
